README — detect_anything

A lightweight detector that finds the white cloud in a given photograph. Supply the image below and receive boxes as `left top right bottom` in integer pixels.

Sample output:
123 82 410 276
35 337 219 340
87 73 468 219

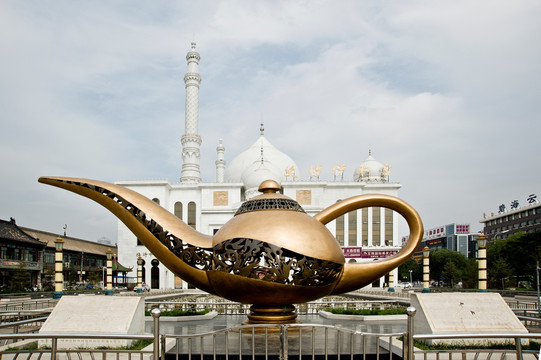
0 0 540 240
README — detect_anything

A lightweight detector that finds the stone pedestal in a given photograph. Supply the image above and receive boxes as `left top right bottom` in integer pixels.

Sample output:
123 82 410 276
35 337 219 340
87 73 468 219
411 292 527 345
39 295 145 349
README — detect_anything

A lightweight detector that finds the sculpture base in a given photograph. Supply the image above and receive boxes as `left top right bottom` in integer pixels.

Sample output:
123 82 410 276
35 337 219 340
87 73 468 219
243 304 298 325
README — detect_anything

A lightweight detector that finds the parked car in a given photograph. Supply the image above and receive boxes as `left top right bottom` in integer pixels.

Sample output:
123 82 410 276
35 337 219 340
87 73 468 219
396 282 412 289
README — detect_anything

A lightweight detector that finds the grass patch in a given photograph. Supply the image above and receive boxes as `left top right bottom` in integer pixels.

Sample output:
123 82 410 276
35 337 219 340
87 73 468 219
5 339 153 352
325 308 406 316
413 340 541 351
145 308 210 317
95 339 154 350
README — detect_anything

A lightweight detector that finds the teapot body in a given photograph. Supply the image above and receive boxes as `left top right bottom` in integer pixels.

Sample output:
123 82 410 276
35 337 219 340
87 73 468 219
208 208 345 304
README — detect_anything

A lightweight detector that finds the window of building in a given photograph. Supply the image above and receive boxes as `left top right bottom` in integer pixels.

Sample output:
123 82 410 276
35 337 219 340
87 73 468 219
336 214 345 246
188 202 196 229
348 211 357 246
174 202 183 220
152 198 160 205
362 209 368 246
372 207 381 246
384 209 393 246
44 252 54 264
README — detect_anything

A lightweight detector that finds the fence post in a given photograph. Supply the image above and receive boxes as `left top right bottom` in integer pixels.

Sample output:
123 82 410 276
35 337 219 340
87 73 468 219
51 337 58 360
279 325 288 360
404 306 416 360
161 334 166 360
151 308 161 360
515 336 523 360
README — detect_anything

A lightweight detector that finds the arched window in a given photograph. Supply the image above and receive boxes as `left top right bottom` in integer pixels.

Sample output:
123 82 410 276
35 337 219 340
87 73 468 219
152 198 160 205
151 259 160 289
141 259 146 284
174 202 183 220
188 202 196 229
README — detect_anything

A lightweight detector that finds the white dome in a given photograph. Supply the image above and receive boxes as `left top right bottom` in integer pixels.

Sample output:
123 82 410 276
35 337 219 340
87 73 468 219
225 135 298 183
354 153 389 182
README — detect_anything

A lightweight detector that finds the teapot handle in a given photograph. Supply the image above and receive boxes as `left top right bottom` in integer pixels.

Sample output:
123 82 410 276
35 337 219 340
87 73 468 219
315 194 424 294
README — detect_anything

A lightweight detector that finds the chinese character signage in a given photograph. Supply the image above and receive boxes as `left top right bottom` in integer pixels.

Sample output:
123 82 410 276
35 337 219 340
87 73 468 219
456 224 469 234
342 247 399 259
494 194 537 215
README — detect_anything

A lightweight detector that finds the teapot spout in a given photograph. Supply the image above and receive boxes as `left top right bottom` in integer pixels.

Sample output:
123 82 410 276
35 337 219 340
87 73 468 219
38 176 216 294
314 194 424 295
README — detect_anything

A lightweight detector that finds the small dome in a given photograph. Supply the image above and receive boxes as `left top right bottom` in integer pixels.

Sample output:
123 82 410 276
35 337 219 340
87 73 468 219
241 161 281 191
225 135 298 183
354 152 390 182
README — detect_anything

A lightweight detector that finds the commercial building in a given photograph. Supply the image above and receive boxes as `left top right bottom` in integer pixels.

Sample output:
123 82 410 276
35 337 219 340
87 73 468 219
480 194 541 241
116 43 405 290
0 217 127 291
402 223 479 260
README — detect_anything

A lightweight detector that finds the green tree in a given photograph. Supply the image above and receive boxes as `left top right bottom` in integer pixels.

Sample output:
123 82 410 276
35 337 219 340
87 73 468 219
501 232 541 285
42 268 55 291
397 258 422 283
462 258 478 289
442 260 460 287
429 248 469 287
87 271 100 286
9 263 31 291
486 231 541 289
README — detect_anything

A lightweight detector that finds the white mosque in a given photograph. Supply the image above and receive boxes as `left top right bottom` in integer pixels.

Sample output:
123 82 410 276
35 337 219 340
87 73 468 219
115 43 403 290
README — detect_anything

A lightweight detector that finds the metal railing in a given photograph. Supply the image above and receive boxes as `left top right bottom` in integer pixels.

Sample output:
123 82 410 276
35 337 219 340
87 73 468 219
2 307 541 360
0 298 57 312
0 310 161 360
412 333 541 360
0 317 48 346
163 323 404 360
0 309 53 323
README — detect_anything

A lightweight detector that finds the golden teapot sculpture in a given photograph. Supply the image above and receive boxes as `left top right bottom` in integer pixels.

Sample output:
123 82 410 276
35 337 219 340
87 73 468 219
39 176 423 323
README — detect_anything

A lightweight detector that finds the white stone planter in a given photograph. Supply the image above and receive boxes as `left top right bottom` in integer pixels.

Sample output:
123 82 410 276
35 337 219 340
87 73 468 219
319 310 407 321
145 310 218 322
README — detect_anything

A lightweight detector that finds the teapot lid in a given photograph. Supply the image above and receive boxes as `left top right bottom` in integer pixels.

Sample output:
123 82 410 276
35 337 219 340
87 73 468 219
235 180 306 215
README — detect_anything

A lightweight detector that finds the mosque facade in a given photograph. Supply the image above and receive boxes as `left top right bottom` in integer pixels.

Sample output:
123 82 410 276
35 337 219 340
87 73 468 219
115 43 403 290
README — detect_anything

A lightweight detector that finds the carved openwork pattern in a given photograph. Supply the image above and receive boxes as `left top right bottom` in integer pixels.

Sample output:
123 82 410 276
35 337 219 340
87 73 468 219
212 238 343 287
60 180 213 271
235 198 305 215
57 179 341 287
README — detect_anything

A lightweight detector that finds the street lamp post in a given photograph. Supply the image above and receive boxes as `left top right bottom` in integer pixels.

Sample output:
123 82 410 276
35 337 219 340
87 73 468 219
388 270 395 292
105 249 113 296
136 255 143 294
422 246 430 293
53 237 64 299
409 269 413 285
477 234 488 292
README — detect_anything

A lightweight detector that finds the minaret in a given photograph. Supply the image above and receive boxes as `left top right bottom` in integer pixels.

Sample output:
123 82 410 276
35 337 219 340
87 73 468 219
180 42 202 183
215 139 225 183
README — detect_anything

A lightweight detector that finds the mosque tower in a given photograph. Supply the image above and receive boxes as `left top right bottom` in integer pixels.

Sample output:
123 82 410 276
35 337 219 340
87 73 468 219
216 139 225 183
180 42 202 183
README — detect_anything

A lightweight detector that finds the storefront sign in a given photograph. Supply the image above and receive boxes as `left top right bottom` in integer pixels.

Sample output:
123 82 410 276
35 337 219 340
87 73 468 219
342 247 399 259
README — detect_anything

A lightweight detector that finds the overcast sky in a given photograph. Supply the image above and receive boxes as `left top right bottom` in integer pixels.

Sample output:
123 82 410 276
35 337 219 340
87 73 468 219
1 1 540 243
